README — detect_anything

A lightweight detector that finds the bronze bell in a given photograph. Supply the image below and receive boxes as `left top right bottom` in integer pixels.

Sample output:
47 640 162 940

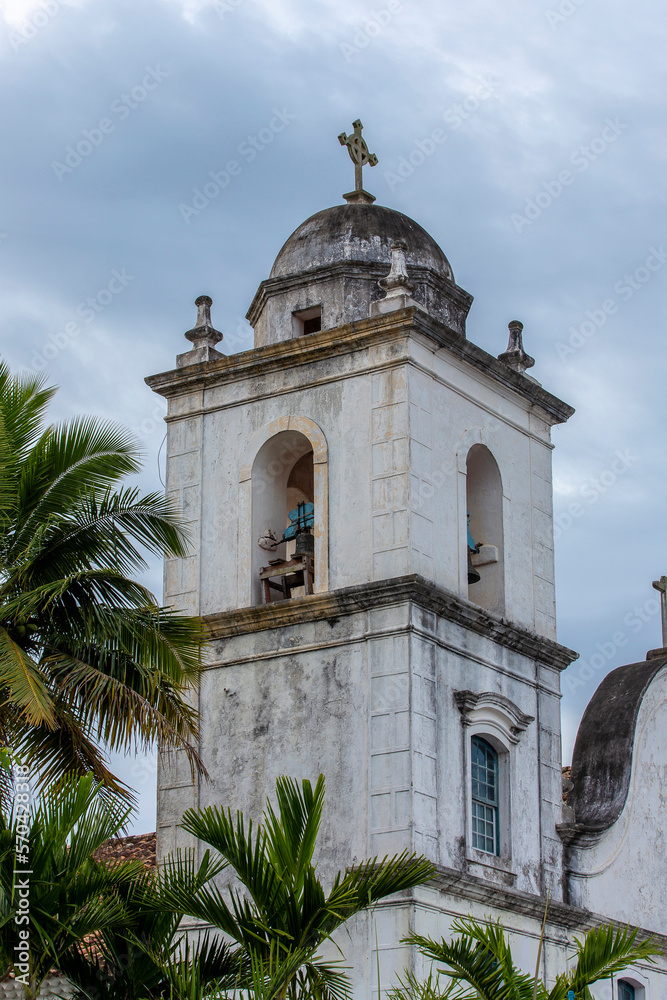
466 510 480 585
468 549 481 585
294 529 315 558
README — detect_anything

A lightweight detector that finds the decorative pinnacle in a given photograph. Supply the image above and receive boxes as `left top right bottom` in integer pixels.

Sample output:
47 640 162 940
379 240 415 297
497 320 535 375
338 119 378 204
184 295 223 351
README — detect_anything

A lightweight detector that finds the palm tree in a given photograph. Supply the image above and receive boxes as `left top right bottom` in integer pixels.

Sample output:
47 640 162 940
159 773 437 1000
64 850 240 1000
0 774 142 999
400 915 660 1000
0 361 206 797
0 768 236 1000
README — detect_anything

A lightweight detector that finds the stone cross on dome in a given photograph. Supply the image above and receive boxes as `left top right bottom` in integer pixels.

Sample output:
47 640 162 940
652 575 667 647
338 119 378 205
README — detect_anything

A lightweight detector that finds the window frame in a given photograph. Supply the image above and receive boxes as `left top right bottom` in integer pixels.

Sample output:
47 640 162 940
456 689 534 872
617 976 646 1000
292 305 323 337
471 735 500 855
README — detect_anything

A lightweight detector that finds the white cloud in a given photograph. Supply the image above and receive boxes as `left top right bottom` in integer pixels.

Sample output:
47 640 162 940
0 0 82 30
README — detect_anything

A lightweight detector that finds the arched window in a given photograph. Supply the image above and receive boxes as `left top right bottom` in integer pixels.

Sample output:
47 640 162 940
250 430 319 605
471 736 499 855
618 983 636 1000
466 444 504 614
239 416 328 608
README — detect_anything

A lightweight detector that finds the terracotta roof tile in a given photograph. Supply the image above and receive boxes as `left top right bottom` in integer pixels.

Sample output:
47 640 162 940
93 831 156 869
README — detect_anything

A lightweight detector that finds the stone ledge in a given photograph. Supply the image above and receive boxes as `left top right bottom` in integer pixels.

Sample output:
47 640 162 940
146 307 574 426
146 311 411 397
203 575 579 672
178 863 665 944
430 867 667 944
245 258 472 330
430 864 589 929
409 310 574 425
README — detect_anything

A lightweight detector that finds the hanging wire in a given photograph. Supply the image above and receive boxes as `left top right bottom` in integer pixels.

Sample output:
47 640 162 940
157 432 167 488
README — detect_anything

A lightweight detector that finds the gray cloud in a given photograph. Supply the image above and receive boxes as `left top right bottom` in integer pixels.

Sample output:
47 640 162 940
2 0 665 832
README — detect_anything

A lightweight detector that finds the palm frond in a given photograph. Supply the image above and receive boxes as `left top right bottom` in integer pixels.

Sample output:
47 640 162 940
0 626 55 727
407 919 541 1000
11 418 141 553
561 923 659 997
176 774 436 1000
387 967 468 1000
263 774 325 894
329 851 437 924
0 360 206 798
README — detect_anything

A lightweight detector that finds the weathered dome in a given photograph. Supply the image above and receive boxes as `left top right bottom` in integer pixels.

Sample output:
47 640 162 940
270 203 454 282
248 198 472 348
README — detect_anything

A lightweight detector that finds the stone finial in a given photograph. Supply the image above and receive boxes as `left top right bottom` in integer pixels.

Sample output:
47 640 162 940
379 240 415 296
371 240 424 318
497 320 535 375
178 295 224 368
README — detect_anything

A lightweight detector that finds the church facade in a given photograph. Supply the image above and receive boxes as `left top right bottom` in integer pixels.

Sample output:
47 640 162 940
146 131 667 999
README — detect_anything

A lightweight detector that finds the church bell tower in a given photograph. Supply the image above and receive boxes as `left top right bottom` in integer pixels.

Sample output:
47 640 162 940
147 122 578 995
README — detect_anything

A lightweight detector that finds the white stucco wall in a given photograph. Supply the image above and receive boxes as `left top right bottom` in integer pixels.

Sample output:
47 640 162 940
159 318 559 638
158 595 567 894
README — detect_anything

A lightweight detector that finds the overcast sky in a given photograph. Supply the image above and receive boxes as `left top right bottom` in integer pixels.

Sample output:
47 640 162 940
2 0 665 833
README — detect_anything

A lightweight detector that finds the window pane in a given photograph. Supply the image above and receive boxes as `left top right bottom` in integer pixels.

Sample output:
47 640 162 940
618 983 635 1000
471 737 499 855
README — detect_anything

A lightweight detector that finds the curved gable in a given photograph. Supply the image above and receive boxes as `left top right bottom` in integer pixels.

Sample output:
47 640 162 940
569 653 667 832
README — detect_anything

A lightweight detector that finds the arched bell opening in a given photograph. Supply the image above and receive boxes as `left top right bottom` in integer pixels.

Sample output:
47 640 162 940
466 444 505 615
251 430 317 605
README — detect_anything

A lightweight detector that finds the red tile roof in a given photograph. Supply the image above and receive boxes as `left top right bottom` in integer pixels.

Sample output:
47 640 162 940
93 831 156 869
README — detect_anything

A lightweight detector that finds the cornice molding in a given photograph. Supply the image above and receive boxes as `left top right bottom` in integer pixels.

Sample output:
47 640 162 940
430 865 589 929
245 259 473 327
203 574 578 672
146 307 574 425
430 864 667 945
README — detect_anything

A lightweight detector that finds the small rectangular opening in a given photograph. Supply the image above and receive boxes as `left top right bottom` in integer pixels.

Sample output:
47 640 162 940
292 306 322 337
